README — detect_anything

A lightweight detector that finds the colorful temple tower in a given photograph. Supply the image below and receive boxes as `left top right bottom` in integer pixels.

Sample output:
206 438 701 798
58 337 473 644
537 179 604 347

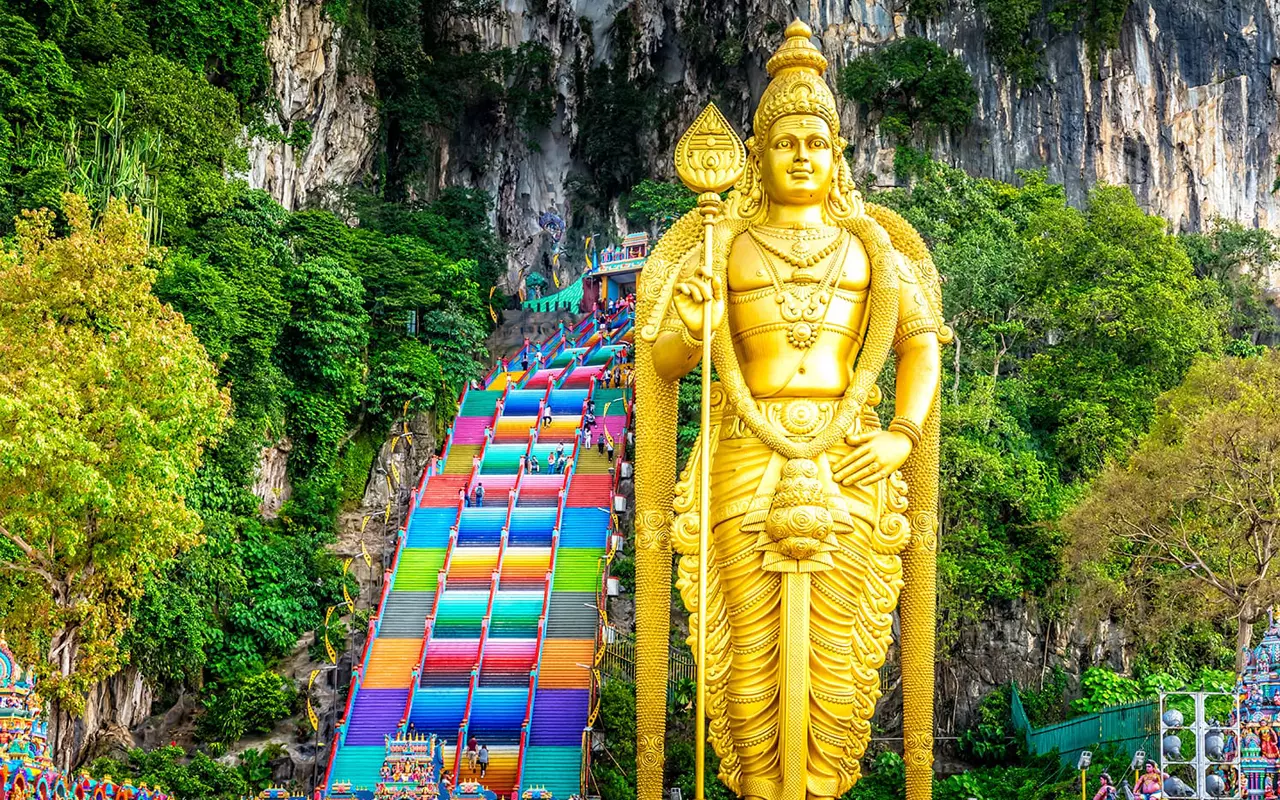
0 640 54 782
0 640 169 800
1237 613 1280 799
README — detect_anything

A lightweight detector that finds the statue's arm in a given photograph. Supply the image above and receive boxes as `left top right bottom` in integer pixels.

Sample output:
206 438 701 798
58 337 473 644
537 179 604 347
651 246 713 383
892 262 942 427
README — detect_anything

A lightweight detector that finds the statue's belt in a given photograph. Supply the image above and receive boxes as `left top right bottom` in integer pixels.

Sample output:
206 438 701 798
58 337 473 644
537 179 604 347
720 396 881 442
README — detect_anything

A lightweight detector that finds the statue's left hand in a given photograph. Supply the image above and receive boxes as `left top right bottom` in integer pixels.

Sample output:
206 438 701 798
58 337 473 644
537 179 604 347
832 430 913 486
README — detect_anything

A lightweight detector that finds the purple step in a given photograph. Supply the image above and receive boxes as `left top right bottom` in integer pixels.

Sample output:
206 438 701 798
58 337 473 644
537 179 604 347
345 688 409 745
452 417 489 445
528 688 589 746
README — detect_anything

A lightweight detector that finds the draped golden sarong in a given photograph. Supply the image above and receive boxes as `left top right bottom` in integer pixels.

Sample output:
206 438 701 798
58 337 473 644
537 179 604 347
673 393 912 800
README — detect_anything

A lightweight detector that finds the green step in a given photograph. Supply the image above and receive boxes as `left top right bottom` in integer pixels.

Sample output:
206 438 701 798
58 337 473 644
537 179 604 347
393 548 447 592
521 746 582 798
460 390 502 417
552 548 605 592
329 745 386 791
592 389 628 408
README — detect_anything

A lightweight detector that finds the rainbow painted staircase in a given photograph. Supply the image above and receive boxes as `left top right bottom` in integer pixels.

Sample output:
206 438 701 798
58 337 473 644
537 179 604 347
325 309 633 800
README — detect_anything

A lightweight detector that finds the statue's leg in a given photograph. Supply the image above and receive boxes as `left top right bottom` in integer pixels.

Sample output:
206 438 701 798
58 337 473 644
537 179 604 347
711 436 784 797
810 456 907 798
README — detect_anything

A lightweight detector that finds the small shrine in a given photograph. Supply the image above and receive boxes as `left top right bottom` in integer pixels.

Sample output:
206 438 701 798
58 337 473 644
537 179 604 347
374 732 442 800
1236 612 1280 799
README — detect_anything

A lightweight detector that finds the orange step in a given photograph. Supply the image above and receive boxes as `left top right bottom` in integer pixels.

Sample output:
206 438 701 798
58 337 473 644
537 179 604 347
537 640 593 688
362 639 422 688
455 745 520 795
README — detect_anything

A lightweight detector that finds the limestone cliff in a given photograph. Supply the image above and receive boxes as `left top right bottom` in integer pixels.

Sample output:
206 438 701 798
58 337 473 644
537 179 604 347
246 0 377 211
247 0 1280 286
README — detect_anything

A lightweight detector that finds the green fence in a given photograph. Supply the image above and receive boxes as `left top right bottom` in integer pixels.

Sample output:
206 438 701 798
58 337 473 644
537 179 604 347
1011 683 1159 766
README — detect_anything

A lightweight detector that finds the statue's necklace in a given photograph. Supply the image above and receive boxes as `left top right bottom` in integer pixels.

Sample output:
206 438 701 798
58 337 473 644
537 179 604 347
748 226 843 269
748 231 850 350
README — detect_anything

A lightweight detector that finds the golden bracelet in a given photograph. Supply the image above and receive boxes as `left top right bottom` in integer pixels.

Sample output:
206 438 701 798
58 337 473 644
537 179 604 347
888 416 923 449
679 325 703 350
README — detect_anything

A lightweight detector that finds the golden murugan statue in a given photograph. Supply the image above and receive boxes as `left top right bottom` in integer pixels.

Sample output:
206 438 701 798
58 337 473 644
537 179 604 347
632 20 949 800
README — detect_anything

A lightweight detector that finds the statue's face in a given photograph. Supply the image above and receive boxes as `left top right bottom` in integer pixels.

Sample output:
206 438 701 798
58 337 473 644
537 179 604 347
759 114 835 207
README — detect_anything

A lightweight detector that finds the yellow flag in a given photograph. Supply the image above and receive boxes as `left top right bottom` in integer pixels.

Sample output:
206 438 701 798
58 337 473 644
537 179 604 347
324 607 337 664
342 558 354 613
307 670 320 732
488 286 499 324
584 236 593 271
361 538 372 569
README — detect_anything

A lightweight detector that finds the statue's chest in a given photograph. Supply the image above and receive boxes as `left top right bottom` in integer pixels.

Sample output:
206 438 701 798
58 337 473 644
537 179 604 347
727 231 871 294
725 231 871 355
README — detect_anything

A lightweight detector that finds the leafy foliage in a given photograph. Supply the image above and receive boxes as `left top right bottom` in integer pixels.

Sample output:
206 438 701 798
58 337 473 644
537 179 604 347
1072 665 1234 713
873 156 1223 628
1066 352 1280 666
90 746 248 800
838 37 978 138
0 196 230 709
197 669 298 744
627 179 697 233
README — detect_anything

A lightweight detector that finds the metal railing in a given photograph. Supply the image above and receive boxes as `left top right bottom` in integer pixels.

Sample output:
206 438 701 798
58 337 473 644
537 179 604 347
599 634 695 692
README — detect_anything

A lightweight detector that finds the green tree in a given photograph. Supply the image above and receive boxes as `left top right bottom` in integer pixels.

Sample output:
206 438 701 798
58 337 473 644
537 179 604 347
197 669 297 744
627 179 697 234
0 196 229 724
1066 352 1280 669
838 37 978 139
1180 219 1280 346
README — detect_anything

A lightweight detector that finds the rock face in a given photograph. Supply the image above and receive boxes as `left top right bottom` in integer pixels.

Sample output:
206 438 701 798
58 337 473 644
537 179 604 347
453 0 1280 284
246 0 378 211
247 0 1280 279
252 438 293 519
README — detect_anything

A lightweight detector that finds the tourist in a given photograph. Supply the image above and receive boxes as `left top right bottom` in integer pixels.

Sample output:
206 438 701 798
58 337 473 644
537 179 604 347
475 482 485 507
557 454 568 474
466 736 478 771
606 437 615 461
597 431 605 455
542 406 553 428
530 454 540 474
477 744 489 779
522 355 529 373
459 488 468 508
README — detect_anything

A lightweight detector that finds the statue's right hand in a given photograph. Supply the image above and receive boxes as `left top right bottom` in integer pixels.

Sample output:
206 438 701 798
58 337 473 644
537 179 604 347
673 266 725 342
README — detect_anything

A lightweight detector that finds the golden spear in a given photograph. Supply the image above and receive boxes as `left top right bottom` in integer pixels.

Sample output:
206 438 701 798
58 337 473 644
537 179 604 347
673 103 746 800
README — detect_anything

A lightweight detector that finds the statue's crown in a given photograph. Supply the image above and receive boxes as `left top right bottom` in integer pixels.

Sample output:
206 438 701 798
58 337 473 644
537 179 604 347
753 20 840 142
766 20 829 78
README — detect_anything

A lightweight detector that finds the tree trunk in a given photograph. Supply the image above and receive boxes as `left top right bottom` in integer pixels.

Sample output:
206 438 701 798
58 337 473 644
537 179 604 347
1238 614 1254 673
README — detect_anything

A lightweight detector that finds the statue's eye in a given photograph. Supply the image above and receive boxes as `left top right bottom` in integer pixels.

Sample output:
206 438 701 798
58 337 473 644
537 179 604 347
775 139 793 149
811 138 828 149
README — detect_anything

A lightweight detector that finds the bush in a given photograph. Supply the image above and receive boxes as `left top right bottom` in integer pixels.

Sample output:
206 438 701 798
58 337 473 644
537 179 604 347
89 746 248 800
197 669 297 743
839 37 977 138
